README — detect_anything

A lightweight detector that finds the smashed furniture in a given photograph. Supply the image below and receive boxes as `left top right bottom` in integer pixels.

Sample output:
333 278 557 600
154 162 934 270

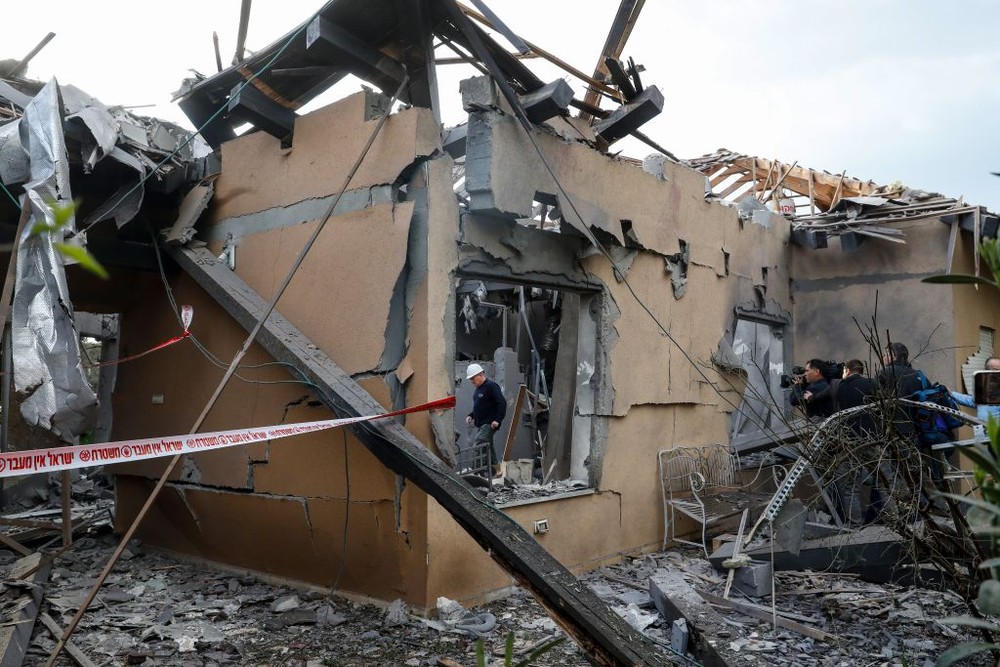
658 444 771 553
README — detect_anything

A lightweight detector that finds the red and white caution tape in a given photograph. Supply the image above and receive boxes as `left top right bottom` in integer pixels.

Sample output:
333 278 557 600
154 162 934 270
85 305 194 369
0 395 456 478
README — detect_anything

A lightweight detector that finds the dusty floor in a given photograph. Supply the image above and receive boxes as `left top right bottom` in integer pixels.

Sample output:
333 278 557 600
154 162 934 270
1 481 992 666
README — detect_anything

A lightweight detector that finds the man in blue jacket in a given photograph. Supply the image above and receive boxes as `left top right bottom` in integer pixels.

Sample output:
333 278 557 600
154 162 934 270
952 356 1000 438
465 363 507 476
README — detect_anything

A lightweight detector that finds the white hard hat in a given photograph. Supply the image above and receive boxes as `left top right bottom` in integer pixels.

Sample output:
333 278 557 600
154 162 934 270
466 363 485 379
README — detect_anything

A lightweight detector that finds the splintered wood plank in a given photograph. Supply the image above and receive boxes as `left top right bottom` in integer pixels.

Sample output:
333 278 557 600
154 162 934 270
698 589 835 642
0 553 50 667
502 385 527 462
39 613 97 667
0 532 30 557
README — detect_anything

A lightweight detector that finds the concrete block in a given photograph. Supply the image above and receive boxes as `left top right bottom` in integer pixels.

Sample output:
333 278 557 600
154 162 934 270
520 79 574 123
460 75 499 111
649 570 728 667
504 459 533 485
839 231 866 252
671 618 689 654
732 559 773 598
711 533 737 553
593 85 664 144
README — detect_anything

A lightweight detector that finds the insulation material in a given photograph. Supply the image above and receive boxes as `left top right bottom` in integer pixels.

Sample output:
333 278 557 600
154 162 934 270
0 120 29 185
1 82 187 230
12 79 96 442
62 84 119 172
78 147 146 229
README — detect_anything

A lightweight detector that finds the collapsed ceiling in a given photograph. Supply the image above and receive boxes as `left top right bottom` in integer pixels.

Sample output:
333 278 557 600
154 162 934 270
687 148 1000 251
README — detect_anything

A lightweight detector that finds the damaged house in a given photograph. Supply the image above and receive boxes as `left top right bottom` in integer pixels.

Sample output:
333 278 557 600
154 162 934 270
105 3 792 611
0 1 999 664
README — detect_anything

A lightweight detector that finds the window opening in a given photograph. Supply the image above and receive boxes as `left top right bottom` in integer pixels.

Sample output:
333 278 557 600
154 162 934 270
961 326 996 394
729 316 786 450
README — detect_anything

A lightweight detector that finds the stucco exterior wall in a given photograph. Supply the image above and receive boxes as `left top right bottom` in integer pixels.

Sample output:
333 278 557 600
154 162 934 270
949 230 1000 389
446 110 792 603
789 218 959 381
113 92 442 607
115 92 794 610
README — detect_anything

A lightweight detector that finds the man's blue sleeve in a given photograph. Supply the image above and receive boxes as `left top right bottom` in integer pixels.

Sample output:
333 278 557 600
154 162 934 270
951 391 975 408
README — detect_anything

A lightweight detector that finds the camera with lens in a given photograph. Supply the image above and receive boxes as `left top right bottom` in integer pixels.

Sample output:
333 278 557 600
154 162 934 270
780 365 806 388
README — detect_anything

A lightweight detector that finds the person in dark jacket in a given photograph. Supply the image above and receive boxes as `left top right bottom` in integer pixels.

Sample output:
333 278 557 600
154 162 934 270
790 359 836 419
837 359 877 435
876 342 924 399
874 341 945 507
832 359 879 525
465 363 507 475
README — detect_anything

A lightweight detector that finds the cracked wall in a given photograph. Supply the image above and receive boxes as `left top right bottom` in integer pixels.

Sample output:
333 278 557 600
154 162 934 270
113 89 793 610
112 91 445 608
453 106 792 577
789 219 959 379
790 218 1000 391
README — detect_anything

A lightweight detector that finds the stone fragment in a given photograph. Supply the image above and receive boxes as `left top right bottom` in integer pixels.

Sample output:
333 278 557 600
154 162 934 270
270 594 300 613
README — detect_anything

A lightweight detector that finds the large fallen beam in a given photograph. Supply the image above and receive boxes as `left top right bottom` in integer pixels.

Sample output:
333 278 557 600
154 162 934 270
169 244 665 666
0 553 50 666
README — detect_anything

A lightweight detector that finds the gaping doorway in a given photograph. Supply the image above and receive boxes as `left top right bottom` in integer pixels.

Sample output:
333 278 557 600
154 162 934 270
453 277 601 492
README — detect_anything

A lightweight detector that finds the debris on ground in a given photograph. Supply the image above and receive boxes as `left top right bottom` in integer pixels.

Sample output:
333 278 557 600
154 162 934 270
0 475 988 666
6 523 989 666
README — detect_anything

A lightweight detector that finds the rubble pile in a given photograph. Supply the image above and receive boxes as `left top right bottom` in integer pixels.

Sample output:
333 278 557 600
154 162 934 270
4 525 988 666
580 550 991 667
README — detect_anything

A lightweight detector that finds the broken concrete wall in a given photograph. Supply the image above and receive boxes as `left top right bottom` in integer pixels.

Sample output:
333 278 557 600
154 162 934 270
115 89 793 610
789 219 962 382
113 91 445 608
425 490 627 606
110 271 433 603
449 107 792 597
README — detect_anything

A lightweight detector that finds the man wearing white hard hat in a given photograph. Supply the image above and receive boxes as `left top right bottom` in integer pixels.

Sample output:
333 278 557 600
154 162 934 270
465 363 507 475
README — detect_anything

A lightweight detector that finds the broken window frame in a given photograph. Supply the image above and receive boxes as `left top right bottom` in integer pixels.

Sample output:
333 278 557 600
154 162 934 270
728 310 789 453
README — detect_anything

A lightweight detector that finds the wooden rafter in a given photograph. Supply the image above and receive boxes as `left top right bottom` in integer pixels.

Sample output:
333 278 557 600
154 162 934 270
687 151 904 213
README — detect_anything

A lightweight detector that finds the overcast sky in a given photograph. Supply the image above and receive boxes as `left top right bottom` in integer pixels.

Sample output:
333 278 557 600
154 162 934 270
6 1 1000 211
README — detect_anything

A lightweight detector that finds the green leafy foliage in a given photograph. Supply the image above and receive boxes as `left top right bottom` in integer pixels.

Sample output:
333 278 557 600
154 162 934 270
29 200 108 280
935 419 1000 666
472 632 566 667
922 237 1000 289
931 237 1000 665
937 641 1000 666
53 242 109 280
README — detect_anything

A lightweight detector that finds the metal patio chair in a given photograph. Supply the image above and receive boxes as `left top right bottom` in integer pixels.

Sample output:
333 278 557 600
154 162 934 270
659 444 772 555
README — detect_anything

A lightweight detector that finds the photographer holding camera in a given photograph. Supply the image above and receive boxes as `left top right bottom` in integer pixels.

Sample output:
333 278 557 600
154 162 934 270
789 359 837 419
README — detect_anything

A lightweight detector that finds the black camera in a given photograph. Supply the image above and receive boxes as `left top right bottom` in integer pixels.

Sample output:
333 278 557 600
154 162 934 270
780 366 806 388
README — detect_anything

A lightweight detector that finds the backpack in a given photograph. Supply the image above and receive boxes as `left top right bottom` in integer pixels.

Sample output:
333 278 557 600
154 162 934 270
907 370 964 447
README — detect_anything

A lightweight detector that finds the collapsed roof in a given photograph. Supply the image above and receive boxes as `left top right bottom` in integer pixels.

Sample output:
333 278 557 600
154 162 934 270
687 148 999 251
171 0 666 153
